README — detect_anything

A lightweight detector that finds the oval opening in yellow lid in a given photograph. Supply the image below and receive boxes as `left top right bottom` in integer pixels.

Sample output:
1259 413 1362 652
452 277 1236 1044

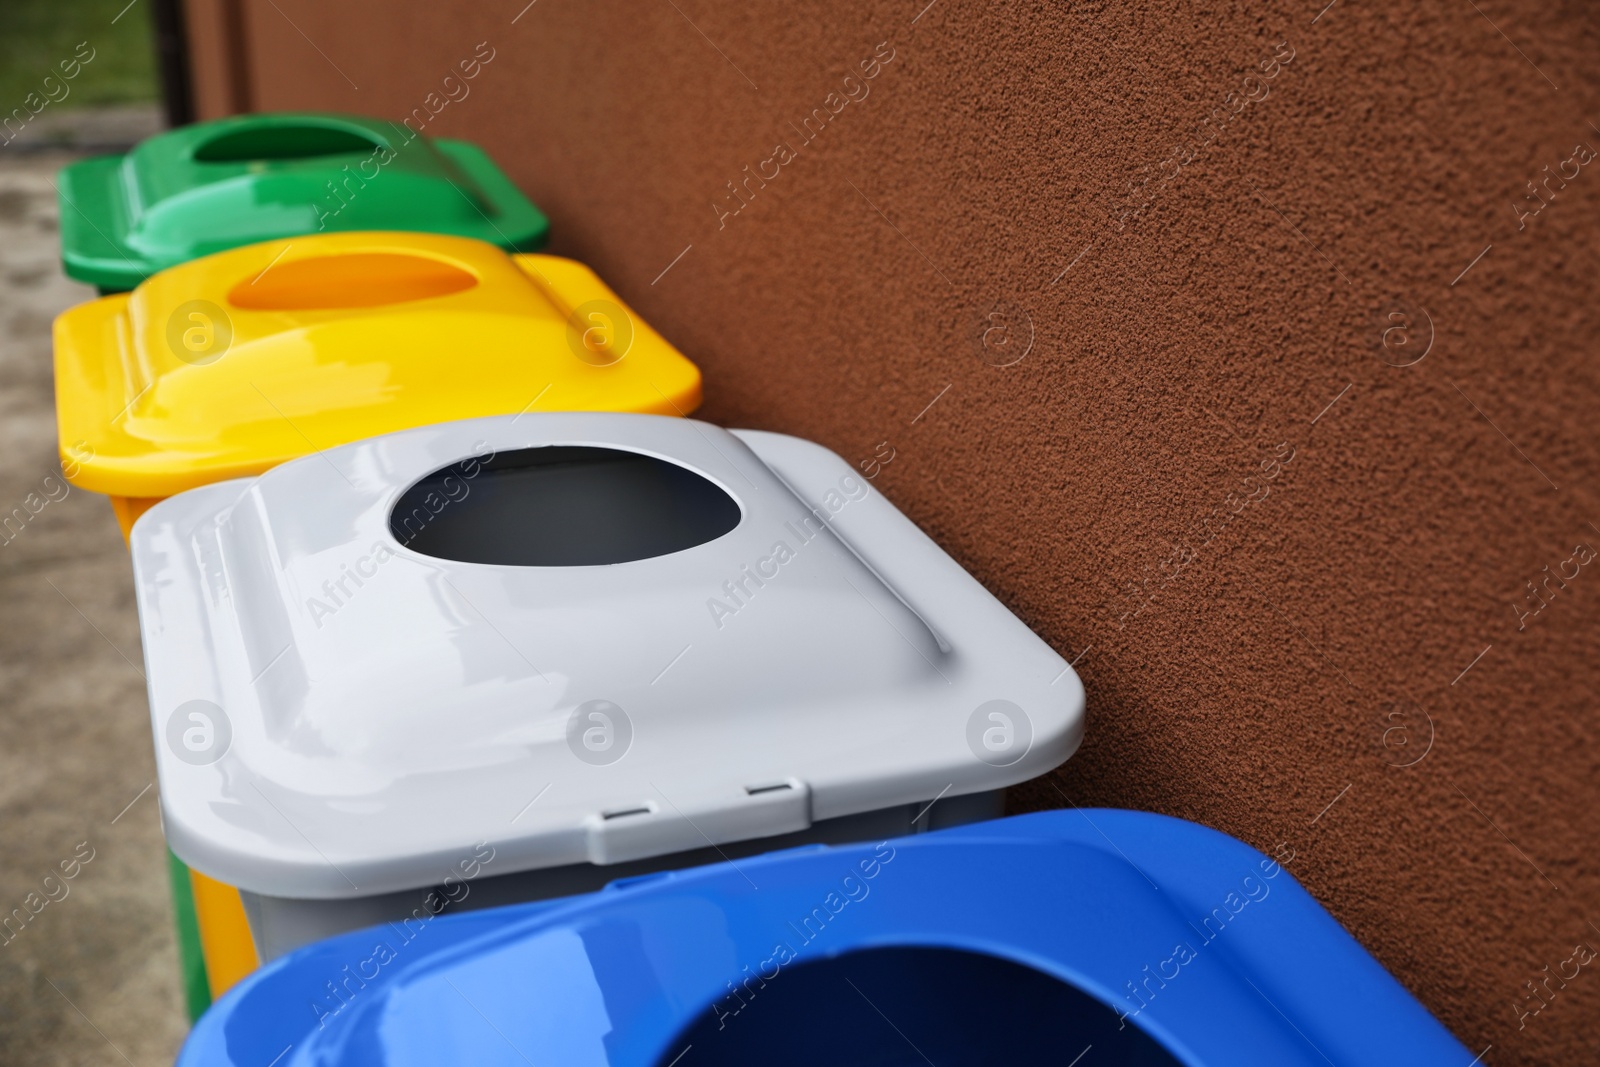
227 252 480 310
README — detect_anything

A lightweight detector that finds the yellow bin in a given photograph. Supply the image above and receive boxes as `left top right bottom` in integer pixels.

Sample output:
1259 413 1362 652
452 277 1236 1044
52 230 702 998
55 230 702 538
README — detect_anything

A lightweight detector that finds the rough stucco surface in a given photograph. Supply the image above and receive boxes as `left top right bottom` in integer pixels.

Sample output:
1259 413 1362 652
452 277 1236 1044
211 0 1597 1058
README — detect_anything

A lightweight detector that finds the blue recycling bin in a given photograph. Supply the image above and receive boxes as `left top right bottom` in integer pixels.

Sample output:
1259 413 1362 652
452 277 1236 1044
175 810 1471 1066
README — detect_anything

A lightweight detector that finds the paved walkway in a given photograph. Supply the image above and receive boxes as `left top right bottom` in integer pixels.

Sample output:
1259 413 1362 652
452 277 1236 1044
0 142 187 1065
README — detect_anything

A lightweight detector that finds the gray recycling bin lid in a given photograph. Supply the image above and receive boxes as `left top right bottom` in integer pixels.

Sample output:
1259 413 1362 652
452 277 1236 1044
131 414 1085 898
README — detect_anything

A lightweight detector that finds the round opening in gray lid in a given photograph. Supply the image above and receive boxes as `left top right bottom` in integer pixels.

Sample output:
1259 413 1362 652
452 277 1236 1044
390 445 742 566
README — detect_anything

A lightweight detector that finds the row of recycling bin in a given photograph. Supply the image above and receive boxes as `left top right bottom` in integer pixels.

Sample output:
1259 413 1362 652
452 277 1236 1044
48 112 1472 1064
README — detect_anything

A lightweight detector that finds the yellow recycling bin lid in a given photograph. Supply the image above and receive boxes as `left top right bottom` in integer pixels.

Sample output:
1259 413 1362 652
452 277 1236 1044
53 231 701 501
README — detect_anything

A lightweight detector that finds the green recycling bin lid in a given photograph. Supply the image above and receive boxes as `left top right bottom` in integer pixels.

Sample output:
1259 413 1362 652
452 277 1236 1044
57 112 550 292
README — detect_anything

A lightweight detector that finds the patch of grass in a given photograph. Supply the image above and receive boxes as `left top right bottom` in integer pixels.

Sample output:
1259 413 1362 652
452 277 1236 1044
0 0 158 111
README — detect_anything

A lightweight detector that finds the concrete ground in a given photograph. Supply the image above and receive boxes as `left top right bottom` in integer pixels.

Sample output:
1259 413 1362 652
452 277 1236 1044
0 120 188 1064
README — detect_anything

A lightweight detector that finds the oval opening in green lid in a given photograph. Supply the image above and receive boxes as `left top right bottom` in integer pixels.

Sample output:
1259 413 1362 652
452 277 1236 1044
193 124 383 163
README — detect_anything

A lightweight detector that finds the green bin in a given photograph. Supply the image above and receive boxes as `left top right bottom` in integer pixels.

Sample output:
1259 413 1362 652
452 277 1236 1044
57 112 549 293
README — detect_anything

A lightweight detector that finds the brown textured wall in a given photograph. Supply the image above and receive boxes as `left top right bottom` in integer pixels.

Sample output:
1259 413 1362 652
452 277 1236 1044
181 0 252 118
194 0 1600 1058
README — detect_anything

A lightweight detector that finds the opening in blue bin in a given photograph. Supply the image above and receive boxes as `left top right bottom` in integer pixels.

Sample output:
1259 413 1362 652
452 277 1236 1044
660 946 1182 1066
